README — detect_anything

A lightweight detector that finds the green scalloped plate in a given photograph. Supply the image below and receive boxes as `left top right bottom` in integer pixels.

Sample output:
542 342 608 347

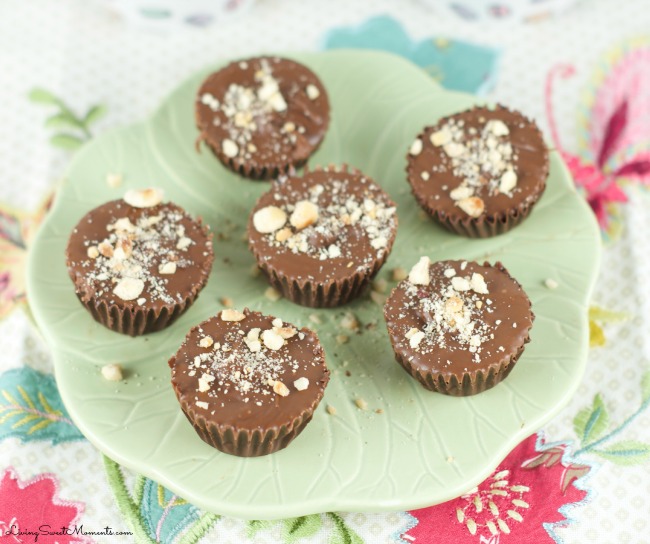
27 50 600 519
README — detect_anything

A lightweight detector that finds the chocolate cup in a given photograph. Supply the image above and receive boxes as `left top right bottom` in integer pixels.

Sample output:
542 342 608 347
406 105 549 238
247 164 398 308
383 260 534 396
168 309 330 457
195 56 330 181
66 200 214 336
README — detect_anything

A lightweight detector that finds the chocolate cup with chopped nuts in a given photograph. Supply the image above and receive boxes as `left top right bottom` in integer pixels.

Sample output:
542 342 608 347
195 56 330 180
247 165 398 307
383 258 534 396
168 309 330 457
65 189 214 336
406 105 549 238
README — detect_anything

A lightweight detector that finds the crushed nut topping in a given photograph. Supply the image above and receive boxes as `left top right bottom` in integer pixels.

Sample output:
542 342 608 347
403 262 495 363
201 59 301 161
424 114 521 216
253 168 396 266
78 203 201 304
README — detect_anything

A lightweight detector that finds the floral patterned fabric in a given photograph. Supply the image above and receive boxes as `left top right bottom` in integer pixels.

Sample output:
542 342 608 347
1 2 649 544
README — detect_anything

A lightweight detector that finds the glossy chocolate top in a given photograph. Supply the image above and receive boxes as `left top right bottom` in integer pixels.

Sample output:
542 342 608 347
169 309 329 431
384 259 533 377
247 166 398 285
406 105 549 220
196 56 330 175
66 194 213 310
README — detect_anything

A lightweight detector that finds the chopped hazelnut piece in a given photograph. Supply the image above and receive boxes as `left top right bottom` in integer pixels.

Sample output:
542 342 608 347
110 217 135 232
499 169 518 193
113 277 144 301
408 256 431 286
340 312 359 332
451 276 471 292
306 84 320 100
253 206 287 234
392 267 408 282
87 246 99 259
289 200 319 230
443 142 465 158
195 401 209 410
293 377 309 391
487 119 510 136
405 327 420 339
158 262 177 275
106 173 122 188
409 138 423 156
101 363 123 382
457 196 485 217
275 227 292 242
430 127 452 147
273 380 290 397
219 296 234 308
372 280 387 297
326 405 337 415
449 185 474 201
262 329 284 350
220 309 246 322
409 330 425 348
98 241 114 258
221 138 239 158
198 372 215 392
123 187 164 208
470 273 489 294
443 268 456 278
176 237 192 250
545 278 559 289
264 287 281 301
355 398 368 410
336 334 349 345
272 317 283 328
199 336 214 348
275 326 297 339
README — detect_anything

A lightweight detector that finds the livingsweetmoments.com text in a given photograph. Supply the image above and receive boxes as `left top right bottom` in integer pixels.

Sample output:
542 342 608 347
3 524 133 541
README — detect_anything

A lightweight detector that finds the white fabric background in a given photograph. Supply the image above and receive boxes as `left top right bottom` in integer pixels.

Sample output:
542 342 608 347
0 0 649 542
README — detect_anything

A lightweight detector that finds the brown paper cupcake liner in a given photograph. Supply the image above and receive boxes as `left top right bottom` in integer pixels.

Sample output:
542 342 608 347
412 189 544 238
178 401 320 457
196 131 320 181
254 246 392 308
76 290 203 337
391 336 530 396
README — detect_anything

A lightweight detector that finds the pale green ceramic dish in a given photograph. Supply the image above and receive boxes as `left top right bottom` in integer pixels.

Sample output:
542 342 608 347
27 50 600 519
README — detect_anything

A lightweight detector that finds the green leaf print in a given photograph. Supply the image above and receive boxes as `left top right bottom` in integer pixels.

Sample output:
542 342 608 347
593 440 650 465
573 393 609 444
29 87 107 150
283 515 323 542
